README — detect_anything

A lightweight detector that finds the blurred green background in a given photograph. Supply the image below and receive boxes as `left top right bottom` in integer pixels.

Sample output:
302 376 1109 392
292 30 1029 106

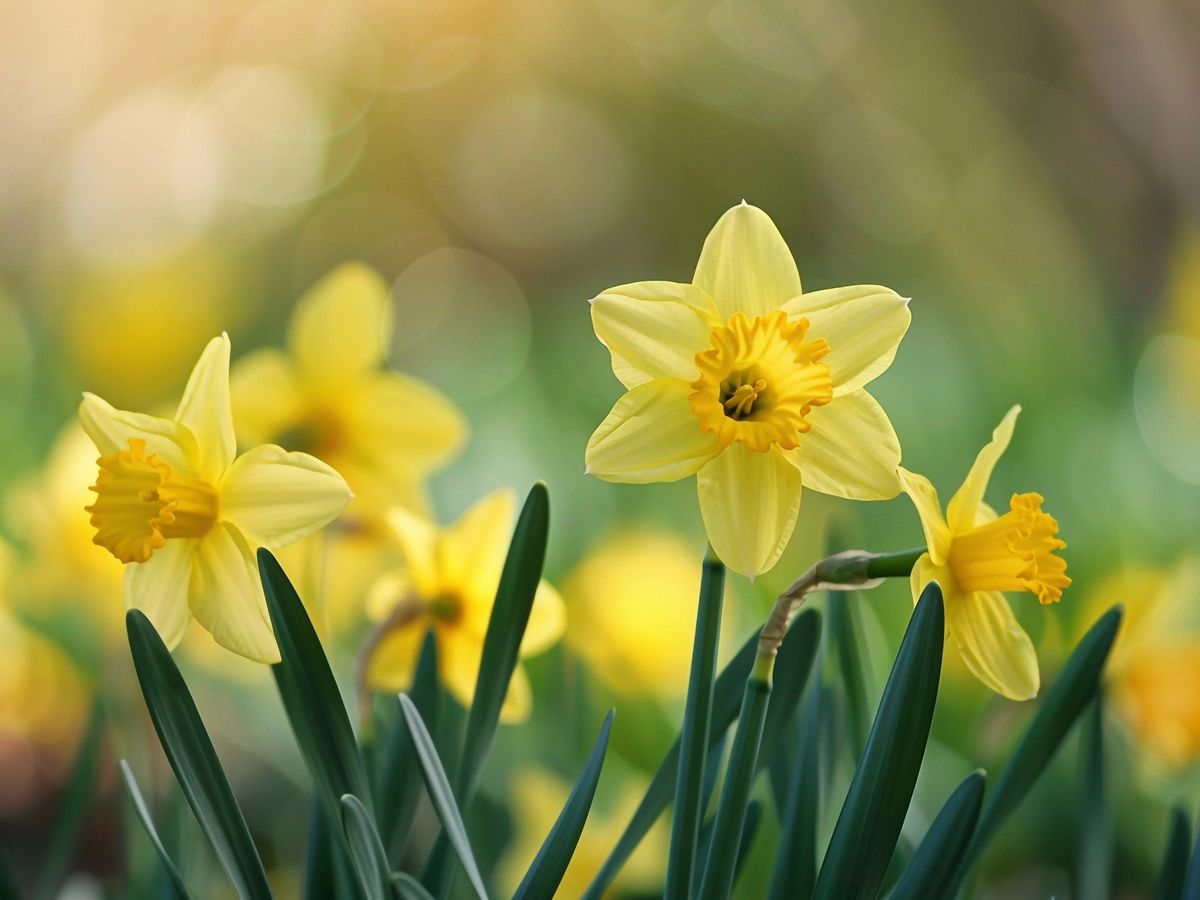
2 0 1199 896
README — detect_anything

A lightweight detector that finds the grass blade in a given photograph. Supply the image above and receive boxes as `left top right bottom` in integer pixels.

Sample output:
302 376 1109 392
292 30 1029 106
1079 694 1110 900
126 610 273 900
340 794 392 900
397 694 488 899
665 551 725 900
1155 806 1191 900
812 582 944 900
948 604 1122 893
514 710 614 900
768 676 822 900
888 771 985 900
120 760 191 900
259 549 371 822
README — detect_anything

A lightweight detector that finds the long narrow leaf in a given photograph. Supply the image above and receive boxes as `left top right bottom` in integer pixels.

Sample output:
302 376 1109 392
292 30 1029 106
259 549 372 820
1154 806 1191 900
812 583 944 900
827 592 869 761
120 760 190 900
768 675 822 900
514 710 614 900
126 610 272 900
397 694 488 900
1079 694 1110 900
1183 809 1200 900
340 794 392 900
888 771 985 900
303 800 336 900
392 873 436 899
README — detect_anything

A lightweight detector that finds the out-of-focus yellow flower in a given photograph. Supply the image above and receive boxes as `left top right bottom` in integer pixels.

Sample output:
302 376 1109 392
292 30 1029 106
565 529 709 696
585 202 909 576
497 768 665 897
899 406 1071 701
364 490 564 722
79 334 352 662
1084 563 1200 768
230 263 467 523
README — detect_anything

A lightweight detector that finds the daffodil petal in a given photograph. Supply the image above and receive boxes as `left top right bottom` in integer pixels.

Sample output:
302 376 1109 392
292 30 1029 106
229 348 304 446
438 632 483 712
521 581 566 657
288 262 392 385
946 588 1040 701
697 444 801 577
590 281 720 387
345 371 467 472
908 552 944 604
123 538 195 649
175 334 236 481
499 664 533 723
439 489 516 631
219 445 351 549
782 285 911 395
386 506 442 598
782 390 901 500
586 379 721 483
898 468 951 565
188 523 279 664
693 203 802 320
364 617 427 692
947 405 1021 533
79 393 195 473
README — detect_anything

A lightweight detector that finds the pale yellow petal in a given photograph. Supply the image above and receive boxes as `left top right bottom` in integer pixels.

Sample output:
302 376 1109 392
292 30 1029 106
365 568 412 623
908 552 945 604
188 523 279 663
439 489 516 629
782 285 911 395
439 630 532 723
343 371 467 472
946 588 1040 701
586 379 721 483
697 444 802 577
947 405 1021 533
123 538 195 649
228 348 304 446
782 390 901 501
175 334 236 481
897 469 951 566
590 281 720 387
79 393 195 473
288 262 392 385
693 203 802 320
218 445 351 548
520 581 566 657
385 507 442 598
364 619 428 692
499 664 533 723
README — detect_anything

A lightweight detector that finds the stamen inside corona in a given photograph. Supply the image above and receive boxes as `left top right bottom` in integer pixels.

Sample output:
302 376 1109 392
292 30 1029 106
689 311 833 452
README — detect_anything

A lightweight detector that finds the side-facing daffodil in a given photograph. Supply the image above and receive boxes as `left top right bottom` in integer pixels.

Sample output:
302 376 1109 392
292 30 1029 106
898 406 1070 700
230 263 467 522
585 202 910 576
364 490 565 722
80 335 351 662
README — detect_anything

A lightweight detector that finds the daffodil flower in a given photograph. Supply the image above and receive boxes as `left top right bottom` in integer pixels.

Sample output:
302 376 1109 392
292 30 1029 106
230 263 466 521
80 335 352 662
364 489 565 722
585 202 911 576
898 406 1071 700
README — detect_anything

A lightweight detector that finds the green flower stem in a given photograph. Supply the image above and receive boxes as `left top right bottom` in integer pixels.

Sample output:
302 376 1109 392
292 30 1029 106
698 649 774 900
665 549 726 900
864 547 926 580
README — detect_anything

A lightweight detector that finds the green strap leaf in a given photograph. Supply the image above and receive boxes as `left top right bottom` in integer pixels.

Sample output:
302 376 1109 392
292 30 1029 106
584 607 821 899
397 694 489 899
391 873 436 899
514 710 614 900
303 801 337 900
768 676 822 900
259 549 372 821
812 582 944 900
1183 808 1200 900
340 794 392 900
1079 694 1111 900
827 591 869 762
1154 806 1191 900
948 604 1123 892
888 771 985 900
120 760 191 900
126 610 273 900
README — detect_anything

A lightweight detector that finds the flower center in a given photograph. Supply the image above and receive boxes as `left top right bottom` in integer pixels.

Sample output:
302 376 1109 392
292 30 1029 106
428 592 464 625
947 492 1071 604
689 311 833 452
86 438 219 564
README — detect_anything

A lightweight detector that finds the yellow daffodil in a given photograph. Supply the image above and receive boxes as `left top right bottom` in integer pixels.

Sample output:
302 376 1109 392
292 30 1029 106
1083 562 1200 768
230 263 467 523
364 489 565 722
585 203 910 576
79 335 352 662
898 406 1071 700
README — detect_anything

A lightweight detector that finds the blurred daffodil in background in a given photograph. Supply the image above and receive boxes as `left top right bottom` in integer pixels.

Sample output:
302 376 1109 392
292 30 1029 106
364 489 564 722
899 406 1071 701
586 202 909 576
80 334 351 661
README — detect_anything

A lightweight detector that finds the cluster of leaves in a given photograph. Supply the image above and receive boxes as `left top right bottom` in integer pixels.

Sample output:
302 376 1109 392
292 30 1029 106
14 483 1198 899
